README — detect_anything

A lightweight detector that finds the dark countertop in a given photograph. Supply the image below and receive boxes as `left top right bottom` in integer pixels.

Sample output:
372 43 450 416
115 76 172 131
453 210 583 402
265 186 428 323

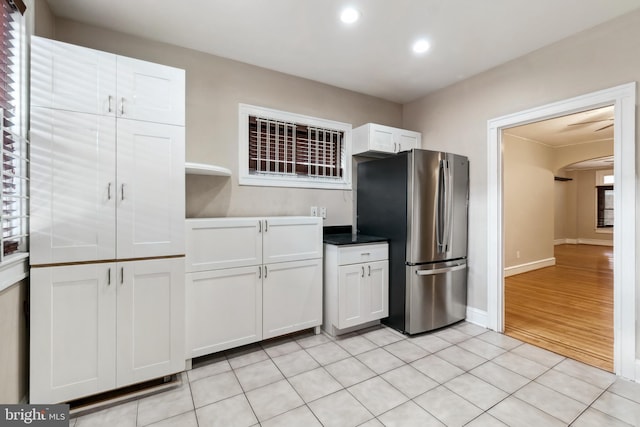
323 233 388 246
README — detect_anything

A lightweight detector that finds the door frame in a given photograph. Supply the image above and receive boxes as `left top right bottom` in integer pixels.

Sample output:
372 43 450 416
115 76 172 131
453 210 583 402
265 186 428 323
486 82 636 379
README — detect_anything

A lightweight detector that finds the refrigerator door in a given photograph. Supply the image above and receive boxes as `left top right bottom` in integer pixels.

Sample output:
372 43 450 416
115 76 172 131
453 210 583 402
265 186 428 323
408 150 469 264
406 260 467 334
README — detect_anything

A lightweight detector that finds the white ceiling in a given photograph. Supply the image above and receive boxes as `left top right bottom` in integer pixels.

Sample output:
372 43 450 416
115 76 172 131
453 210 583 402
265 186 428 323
504 105 614 148
45 0 640 103
504 105 614 170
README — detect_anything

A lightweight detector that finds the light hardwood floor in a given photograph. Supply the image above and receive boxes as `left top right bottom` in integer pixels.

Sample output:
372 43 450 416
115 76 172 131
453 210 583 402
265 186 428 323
504 244 613 372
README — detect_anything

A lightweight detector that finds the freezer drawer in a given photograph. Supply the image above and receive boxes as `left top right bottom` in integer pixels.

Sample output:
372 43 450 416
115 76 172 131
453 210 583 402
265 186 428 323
406 261 467 334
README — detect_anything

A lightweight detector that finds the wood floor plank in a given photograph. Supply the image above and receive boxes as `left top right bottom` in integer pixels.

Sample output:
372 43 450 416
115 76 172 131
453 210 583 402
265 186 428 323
504 244 613 372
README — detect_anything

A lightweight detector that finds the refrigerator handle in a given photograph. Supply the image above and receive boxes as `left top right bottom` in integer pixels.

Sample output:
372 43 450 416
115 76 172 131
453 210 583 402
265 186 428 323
437 159 446 252
415 264 466 276
443 158 453 253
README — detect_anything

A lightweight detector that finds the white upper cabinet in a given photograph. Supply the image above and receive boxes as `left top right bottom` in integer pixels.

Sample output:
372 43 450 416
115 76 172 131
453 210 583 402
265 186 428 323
116 56 185 126
31 37 116 116
31 36 185 126
30 108 117 265
30 37 186 264
116 119 185 259
352 123 421 156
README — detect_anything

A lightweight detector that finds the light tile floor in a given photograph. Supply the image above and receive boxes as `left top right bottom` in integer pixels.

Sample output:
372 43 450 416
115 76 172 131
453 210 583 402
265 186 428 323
70 322 640 426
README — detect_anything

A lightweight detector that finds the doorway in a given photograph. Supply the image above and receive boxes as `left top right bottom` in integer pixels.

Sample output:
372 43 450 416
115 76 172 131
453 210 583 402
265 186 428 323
500 107 614 371
486 83 636 379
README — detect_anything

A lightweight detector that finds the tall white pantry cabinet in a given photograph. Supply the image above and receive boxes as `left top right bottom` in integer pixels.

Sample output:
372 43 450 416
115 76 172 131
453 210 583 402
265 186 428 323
29 36 186 404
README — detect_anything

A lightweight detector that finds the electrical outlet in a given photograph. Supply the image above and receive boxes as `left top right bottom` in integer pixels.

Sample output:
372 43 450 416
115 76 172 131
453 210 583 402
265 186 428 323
320 207 327 219
310 206 318 217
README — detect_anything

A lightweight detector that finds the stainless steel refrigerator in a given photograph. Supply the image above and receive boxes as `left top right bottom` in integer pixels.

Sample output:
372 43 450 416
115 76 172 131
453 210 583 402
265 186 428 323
357 149 469 334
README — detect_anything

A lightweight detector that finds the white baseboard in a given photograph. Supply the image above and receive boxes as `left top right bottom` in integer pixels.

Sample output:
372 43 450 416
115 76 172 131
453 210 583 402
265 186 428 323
554 238 612 247
465 306 488 328
504 257 556 277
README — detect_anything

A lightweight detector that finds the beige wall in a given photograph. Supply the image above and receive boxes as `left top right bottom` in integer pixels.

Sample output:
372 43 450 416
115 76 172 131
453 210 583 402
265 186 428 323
503 134 555 268
0 281 28 403
554 169 614 243
403 10 640 315
554 170 577 241
44 18 402 226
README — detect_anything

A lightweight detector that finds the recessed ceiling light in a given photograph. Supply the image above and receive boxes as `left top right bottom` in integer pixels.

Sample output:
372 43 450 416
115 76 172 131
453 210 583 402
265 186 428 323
412 39 431 54
340 7 360 24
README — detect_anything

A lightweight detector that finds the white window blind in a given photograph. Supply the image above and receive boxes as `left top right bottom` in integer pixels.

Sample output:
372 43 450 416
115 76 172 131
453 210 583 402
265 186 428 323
1 0 28 262
249 116 344 179
239 104 352 190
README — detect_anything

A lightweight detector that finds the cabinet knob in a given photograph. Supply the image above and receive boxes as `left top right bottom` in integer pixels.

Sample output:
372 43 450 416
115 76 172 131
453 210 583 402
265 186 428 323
120 97 125 115
108 95 113 113
107 268 111 285
120 267 124 285
368 265 371 276
361 266 365 278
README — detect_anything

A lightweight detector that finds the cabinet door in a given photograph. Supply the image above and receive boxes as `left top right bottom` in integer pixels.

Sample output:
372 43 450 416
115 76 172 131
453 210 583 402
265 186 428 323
262 217 322 264
396 130 420 152
186 266 262 358
30 107 117 265
31 36 116 116
30 264 117 404
116 258 185 387
263 259 322 339
116 119 185 259
337 263 367 329
185 218 262 272
116 56 185 126
366 260 389 321
369 124 396 153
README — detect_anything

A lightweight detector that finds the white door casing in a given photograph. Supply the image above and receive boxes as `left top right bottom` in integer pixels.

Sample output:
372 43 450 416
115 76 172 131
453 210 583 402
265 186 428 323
487 82 636 379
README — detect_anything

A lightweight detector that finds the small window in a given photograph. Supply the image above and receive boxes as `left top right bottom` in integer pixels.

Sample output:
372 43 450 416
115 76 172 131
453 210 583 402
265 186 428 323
594 169 613 230
239 104 351 190
596 185 614 228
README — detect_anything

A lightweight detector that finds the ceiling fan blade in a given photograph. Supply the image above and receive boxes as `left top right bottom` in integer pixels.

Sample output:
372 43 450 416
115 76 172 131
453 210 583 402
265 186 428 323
595 123 614 131
568 118 614 126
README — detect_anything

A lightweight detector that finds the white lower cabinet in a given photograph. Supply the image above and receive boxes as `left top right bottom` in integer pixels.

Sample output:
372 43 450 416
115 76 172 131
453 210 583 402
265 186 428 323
262 258 323 339
30 258 185 404
185 217 322 358
186 266 262 358
324 243 389 336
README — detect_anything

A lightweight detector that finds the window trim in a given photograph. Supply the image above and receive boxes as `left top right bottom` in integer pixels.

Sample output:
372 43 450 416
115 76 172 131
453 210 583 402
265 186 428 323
238 104 352 190
0 0 28 289
594 168 614 231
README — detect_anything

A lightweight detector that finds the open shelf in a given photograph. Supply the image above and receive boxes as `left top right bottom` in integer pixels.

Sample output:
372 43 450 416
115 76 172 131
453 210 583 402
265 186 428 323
185 162 231 177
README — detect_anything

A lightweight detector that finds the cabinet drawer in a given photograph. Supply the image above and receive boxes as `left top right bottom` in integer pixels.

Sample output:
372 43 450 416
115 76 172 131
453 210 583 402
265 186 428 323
185 218 262 272
337 243 388 265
